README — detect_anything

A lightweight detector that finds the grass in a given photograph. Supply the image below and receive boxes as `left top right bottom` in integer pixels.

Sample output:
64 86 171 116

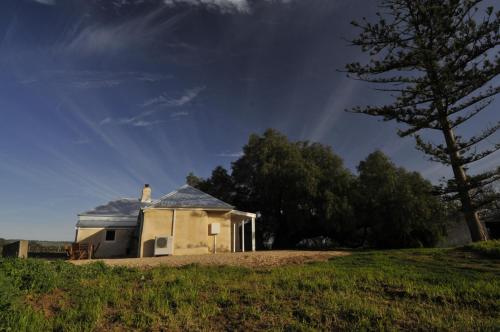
0 244 499 331
465 239 500 259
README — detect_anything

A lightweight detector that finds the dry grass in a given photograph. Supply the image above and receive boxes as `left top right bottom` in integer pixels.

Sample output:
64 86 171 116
70 250 350 268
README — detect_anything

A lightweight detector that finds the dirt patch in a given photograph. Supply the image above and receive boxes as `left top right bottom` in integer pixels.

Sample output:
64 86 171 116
70 250 349 269
25 288 69 318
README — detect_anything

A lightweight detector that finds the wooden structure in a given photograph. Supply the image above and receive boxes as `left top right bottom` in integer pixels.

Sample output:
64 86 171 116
66 243 98 260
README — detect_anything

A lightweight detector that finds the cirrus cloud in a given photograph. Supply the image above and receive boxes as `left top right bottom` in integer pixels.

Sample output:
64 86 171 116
162 0 296 14
163 0 251 13
31 0 56 5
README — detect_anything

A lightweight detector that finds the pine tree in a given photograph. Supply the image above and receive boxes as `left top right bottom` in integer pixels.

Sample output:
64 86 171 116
345 0 499 241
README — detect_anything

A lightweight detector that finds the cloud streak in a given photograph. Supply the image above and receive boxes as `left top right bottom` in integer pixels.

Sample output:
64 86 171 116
60 7 189 56
141 86 206 107
114 117 165 127
100 86 205 127
32 0 56 5
162 0 296 14
163 0 251 13
74 137 91 144
308 79 357 142
171 111 189 117
18 70 172 89
216 151 244 157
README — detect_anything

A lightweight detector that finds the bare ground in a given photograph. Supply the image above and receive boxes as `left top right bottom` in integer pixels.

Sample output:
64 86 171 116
70 250 350 269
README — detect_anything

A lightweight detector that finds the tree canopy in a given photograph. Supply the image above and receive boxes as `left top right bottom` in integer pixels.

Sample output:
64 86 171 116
355 151 447 248
345 0 499 241
187 129 447 249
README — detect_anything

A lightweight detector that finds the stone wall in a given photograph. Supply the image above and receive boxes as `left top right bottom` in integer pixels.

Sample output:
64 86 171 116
2 240 29 258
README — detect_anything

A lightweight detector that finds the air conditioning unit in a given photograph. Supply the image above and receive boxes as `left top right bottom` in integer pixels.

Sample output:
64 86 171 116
154 235 173 256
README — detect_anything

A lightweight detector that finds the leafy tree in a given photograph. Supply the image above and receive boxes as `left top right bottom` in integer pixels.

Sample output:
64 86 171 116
231 129 355 248
345 0 499 241
476 186 500 222
186 172 202 187
231 129 317 248
356 151 447 248
186 167 235 204
188 130 447 248
299 142 355 243
202 166 235 204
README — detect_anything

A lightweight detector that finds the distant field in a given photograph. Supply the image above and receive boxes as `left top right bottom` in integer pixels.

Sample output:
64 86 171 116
1 243 499 331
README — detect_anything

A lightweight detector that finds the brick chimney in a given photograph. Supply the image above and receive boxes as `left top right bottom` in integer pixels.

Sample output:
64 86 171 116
141 184 152 203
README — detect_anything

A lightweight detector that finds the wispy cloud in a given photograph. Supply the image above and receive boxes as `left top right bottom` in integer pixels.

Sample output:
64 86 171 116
308 79 357 142
18 78 38 84
171 111 189 117
129 120 164 127
216 151 244 157
74 137 91 145
54 96 179 190
99 86 204 127
32 0 56 5
18 70 172 89
162 0 296 14
60 8 189 56
106 0 295 14
99 117 112 126
163 0 251 13
99 116 153 128
141 86 206 108
72 80 122 89
115 117 164 127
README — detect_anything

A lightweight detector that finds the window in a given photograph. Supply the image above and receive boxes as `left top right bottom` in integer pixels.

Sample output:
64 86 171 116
105 230 116 241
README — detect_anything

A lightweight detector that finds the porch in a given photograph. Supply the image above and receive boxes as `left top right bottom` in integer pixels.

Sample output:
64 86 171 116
231 210 256 252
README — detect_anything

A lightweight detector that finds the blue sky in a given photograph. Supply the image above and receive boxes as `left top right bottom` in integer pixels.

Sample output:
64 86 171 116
0 0 498 240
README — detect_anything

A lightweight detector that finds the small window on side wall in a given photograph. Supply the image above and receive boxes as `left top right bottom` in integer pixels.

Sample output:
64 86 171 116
105 230 116 241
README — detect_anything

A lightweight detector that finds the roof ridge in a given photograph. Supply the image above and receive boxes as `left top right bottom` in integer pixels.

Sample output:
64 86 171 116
182 184 229 204
150 186 182 205
150 184 234 209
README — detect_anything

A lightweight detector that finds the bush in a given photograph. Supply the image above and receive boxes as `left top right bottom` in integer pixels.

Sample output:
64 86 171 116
296 236 336 249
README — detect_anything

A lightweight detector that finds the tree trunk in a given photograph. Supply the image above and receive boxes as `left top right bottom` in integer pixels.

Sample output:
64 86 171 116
440 119 488 242
424 59 488 242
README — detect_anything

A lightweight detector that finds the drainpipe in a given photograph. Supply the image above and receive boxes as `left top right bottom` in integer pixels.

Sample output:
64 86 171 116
233 222 236 252
241 219 245 252
171 209 176 255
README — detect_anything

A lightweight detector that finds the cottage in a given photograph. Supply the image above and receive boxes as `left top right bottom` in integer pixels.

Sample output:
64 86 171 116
75 184 256 258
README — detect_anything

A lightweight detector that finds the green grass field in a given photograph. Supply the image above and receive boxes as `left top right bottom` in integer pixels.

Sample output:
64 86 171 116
1 242 499 331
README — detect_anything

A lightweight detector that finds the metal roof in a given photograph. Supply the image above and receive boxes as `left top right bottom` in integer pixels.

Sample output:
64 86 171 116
76 220 138 228
150 184 234 210
79 198 149 216
76 215 138 228
76 185 234 229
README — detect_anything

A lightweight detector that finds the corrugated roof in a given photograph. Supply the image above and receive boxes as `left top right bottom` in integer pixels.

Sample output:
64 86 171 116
80 198 149 216
150 184 234 209
76 218 138 228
